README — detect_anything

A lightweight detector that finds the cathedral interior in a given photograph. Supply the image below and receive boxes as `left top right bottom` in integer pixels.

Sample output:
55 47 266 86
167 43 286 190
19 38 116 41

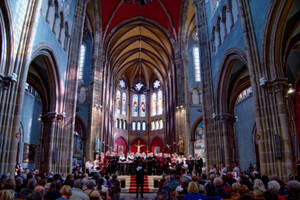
0 0 300 180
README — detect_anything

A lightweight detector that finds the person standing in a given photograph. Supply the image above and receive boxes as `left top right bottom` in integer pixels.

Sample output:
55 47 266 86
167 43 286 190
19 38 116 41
135 163 145 198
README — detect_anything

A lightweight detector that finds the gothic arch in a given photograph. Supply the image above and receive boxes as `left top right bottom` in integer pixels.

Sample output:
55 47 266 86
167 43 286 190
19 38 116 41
0 0 13 74
215 48 248 113
30 44 63 113
261 0 299 79
114 136 128 154
150 136 164 154
191 116 203 142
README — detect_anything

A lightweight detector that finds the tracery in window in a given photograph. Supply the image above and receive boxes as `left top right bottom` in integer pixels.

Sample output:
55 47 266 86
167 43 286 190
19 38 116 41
159 120 163 130
157 90 163 115
142 121 146 131
116 90 121 115
137 121 141 131
78 44 86 80
122 92 127 115
151 121 155 131
132 94 139 117
151 93 157 116
140 94 146 117
155 120 159 130
193 46 201 82
236 87 252 104
132 121 136 131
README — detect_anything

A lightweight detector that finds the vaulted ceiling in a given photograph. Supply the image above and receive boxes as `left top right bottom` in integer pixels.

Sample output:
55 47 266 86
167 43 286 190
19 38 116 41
86 0 196 86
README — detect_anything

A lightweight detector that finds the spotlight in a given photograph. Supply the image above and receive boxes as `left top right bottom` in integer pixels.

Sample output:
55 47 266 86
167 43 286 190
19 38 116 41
287 84 296 95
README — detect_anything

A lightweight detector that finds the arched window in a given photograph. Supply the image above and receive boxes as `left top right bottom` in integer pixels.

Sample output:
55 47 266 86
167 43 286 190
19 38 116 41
142 121 146 131
151 93 157 116
155 120 159 130
132 94 139 117
78 44 86 80
137 121 141 131
192 88 200 105
151 121 155 131
122 92 127 115
115 119 118 128
159 120 163 130
120 119 123 129
140 94 146 117
157 90 163 115
132 121 136 131
124 120 127 130
116 119 119 129
236 87 252 104
116 90 121 115
193 46 201 82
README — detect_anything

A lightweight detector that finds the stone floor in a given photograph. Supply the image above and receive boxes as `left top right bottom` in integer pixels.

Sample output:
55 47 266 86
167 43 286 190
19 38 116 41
120 192 157 200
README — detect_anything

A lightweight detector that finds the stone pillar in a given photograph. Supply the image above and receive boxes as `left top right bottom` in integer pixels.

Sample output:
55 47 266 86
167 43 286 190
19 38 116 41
62 0 89 174
238 0 296 179
214 113 235 168
193 0 215 172
174 51 189 155
86 1 104 159
0 0 41 177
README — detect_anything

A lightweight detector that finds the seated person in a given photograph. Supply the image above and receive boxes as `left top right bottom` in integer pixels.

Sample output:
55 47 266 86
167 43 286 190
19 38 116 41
184 182 205 200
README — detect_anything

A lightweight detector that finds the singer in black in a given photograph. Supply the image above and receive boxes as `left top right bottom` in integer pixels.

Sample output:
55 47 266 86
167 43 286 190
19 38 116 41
135 163 145 198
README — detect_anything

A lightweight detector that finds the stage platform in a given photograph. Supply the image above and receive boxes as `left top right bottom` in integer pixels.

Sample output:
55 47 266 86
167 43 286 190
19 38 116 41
118 175 162 193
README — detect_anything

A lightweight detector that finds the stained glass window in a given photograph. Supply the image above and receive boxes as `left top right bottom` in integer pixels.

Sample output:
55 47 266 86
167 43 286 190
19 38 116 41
151 93 157 116
115 119 119 128
151 121 155 130
132 94 138 117
142 121 146 131
122 92 127 115
124 120 127 130
157 90 163 115
78 44 86 80
120 119 123 129
116 90 121 115
159 120 163 129
155 120 159 130
140 94 146 117
137 121 141 131
132 121 136 131
193 47 201 82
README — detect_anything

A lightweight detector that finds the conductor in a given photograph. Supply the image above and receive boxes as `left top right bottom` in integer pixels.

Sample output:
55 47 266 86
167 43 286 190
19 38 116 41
135 162 145 198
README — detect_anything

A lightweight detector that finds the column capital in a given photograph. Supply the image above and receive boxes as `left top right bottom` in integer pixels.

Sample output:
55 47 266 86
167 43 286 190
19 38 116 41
214 112 236 122
41 112 65 122
263 78 288 94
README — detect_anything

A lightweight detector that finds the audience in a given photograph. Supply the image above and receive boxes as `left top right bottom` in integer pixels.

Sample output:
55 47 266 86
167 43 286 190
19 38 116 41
1 161 300 200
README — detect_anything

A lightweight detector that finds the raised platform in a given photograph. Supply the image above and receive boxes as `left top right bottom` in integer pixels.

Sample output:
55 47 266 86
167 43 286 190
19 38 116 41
118 175 162 193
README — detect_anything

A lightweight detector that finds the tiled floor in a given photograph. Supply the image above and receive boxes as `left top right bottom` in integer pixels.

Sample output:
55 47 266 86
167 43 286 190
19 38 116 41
120 192 157 200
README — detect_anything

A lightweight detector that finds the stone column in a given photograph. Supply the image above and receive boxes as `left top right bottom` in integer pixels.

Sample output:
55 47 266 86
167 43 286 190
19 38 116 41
193 0 216 172
62 0 89 174
0 0 41 177
174 51 189 155
86 0 104 158
214 113 235 168
238 0 296 179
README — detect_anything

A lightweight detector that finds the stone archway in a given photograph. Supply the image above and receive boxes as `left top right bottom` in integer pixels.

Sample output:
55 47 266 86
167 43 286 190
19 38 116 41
150 137 164 154
213 48 250 169
114 137 127 155
25 46 63 173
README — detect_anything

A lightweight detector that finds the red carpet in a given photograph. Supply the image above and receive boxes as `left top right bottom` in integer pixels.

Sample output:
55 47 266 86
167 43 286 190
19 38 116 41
129 175 149 193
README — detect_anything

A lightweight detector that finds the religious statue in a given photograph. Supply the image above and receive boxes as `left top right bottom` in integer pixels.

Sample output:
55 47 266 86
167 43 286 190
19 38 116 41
135 140 145 153
178 137 184 154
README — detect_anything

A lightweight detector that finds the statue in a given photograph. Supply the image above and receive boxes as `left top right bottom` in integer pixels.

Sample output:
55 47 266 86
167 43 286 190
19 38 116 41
178 137 184 154
135 140 145 153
